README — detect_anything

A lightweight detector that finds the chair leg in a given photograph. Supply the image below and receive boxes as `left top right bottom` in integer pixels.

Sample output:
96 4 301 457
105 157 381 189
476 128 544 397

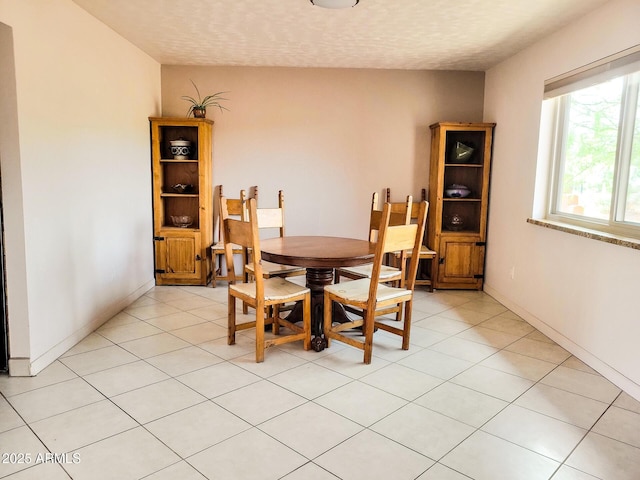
323 293 333 348
363 308 376 365
255 304 265 363
272 304 280 335
228 293 236 345
401 300 412 350
390 256 406 323
242 269 251 314
428 257 435 292
395 288 404 322
211 253 219 288
303 294 311 351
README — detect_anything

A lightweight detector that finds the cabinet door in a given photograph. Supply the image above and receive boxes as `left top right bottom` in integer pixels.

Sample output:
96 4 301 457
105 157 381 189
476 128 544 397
155 232 202 284
437 236 484 288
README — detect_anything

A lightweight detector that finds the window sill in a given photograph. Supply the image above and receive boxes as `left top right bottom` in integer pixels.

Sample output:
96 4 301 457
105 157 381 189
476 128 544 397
526 218 640 251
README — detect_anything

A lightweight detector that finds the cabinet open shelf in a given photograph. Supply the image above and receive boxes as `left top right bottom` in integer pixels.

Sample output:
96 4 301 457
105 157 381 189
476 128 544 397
156 125 200 160
160 159 199 163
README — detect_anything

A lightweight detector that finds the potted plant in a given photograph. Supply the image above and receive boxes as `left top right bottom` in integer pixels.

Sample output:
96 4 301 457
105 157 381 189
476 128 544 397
181 79 229 118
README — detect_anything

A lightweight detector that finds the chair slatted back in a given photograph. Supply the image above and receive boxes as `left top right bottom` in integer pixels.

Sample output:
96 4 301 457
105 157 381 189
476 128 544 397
217 186 260 240
217 186 247 242
253 190 286 237
382 224 419 254
386 187 430 248
368 201 428 302
369 192 412 242
386 187 427 221
225 195 246 217
222 198 264 294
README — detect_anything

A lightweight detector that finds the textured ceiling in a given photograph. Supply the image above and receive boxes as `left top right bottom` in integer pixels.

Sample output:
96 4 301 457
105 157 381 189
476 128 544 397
72 0 609 71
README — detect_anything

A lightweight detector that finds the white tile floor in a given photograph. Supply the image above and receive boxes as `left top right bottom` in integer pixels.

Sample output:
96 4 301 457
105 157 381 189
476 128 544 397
1 284 640 480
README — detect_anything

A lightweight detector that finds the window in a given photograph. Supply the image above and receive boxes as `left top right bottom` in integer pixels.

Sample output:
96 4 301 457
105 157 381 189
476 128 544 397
544 48 640 239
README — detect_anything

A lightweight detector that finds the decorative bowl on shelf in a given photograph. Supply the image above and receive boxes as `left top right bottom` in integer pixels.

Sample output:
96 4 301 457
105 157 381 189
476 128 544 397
445 184 471 198
170 215 193 228
171 183 194 194
445 213 465 231
448 141 474 163
170 139 191 159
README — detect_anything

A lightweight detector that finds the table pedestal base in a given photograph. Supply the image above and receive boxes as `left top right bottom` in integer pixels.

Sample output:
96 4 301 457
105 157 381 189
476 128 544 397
284 267 353 352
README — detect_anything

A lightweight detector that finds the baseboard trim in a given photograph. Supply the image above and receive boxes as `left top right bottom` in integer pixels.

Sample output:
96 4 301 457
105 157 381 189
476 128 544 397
484 284 640 402
11 279 155 376
8 358 31 377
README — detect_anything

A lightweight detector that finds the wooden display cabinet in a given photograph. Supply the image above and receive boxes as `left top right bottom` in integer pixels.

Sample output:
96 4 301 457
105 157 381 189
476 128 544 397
150 117 213 285
427 122 495 289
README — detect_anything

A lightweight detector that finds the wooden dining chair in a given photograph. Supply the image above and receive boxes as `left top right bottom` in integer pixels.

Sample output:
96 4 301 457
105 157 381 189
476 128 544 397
210 186 257 287
222 197 311 362
386 187 437 292
334 191 412 321
243 190 305 281
323 201 428 364
242 190 306 313
334 192 412 284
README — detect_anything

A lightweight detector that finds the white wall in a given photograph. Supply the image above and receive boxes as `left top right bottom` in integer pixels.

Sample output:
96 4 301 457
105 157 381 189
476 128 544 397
0 0 161 374
483 0 640 399
161 66 485 238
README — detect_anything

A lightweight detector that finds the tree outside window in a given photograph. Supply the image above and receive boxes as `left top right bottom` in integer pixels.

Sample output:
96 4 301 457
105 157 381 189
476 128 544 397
549 69 640 237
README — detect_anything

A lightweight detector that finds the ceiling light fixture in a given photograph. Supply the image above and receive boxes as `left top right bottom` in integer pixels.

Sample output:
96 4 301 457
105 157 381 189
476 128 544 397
310 0 359 9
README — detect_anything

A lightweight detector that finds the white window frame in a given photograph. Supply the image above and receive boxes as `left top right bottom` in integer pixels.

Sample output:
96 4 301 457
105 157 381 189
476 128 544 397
544 46 640 240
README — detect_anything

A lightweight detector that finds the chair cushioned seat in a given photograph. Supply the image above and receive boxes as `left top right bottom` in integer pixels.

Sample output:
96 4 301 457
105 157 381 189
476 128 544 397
246 261 304 276
325 278 409 303
337 264 400 279
231 277 309 301
212 241 242 252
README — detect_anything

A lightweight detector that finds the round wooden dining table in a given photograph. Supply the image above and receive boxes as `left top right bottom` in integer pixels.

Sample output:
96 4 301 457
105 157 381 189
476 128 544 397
260 236 375 351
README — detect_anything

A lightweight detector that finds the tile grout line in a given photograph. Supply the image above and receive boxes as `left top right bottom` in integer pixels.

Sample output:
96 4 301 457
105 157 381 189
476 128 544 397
2 287 638 479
